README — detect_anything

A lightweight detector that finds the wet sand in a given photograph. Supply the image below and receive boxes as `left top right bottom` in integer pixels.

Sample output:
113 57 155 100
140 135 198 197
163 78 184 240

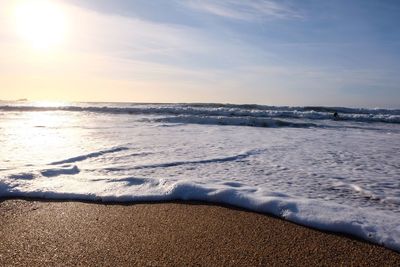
0 199 399 266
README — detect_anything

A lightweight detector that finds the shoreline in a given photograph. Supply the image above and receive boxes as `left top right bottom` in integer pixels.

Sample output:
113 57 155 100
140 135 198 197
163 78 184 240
1 196 396 249
1 199 399 266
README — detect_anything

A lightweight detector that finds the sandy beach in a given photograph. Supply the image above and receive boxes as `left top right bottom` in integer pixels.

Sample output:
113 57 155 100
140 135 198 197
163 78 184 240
0 199 399 266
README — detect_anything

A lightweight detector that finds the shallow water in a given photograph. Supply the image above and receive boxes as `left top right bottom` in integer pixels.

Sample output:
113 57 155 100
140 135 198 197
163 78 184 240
1 102 399 251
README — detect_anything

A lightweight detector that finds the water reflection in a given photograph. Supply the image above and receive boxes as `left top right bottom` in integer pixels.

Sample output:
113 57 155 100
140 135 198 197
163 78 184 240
1 111 80 167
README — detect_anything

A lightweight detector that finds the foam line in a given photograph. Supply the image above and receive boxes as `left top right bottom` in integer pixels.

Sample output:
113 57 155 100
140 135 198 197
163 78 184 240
109 150 262 170
50 147 129 165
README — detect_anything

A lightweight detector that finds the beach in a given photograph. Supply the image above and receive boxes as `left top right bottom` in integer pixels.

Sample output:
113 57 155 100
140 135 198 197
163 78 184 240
2 0 400 265
1 199 399 266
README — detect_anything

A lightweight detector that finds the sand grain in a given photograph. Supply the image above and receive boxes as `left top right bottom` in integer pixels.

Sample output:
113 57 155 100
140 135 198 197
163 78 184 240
0 200 399 266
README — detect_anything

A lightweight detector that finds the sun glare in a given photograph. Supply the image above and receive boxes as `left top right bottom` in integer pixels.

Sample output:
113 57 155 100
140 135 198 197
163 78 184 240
14 0 68 50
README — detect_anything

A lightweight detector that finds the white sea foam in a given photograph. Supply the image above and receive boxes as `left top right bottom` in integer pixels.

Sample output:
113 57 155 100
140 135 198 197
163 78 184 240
0 102 399 251
1 102 399 124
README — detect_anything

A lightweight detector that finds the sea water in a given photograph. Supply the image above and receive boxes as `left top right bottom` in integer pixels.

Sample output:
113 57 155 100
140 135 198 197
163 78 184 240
0 101 399 251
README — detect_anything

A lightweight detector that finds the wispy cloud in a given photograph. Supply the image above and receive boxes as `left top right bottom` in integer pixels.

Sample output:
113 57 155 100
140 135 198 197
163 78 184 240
183 0 302 21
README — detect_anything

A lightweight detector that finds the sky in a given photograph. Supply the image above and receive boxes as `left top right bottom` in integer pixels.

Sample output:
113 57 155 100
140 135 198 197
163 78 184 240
0 0 399 107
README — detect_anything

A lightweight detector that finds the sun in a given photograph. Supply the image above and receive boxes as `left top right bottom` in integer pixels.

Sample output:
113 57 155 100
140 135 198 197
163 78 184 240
14 0 68 50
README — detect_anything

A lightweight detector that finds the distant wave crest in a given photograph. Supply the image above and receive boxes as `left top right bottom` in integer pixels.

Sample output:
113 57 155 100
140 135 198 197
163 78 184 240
1 103 399 124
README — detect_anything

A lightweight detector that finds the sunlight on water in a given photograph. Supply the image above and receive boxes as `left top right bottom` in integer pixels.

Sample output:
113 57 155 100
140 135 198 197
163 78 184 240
26 111 67 126
30 100 71 108
1 111 80 167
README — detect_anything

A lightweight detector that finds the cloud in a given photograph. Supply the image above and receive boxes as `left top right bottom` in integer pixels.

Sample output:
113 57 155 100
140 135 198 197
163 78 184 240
183 0 302 21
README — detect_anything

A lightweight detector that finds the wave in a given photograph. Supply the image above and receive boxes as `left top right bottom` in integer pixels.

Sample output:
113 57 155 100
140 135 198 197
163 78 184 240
150 116 320 128
1 103 399 124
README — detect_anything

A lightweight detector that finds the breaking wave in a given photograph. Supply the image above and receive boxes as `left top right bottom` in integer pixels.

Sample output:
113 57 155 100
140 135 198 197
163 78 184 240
150 116 320 128
1 102 399 124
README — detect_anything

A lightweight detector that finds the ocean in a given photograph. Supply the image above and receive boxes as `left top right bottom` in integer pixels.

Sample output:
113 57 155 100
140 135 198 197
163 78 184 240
1 101 399 251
